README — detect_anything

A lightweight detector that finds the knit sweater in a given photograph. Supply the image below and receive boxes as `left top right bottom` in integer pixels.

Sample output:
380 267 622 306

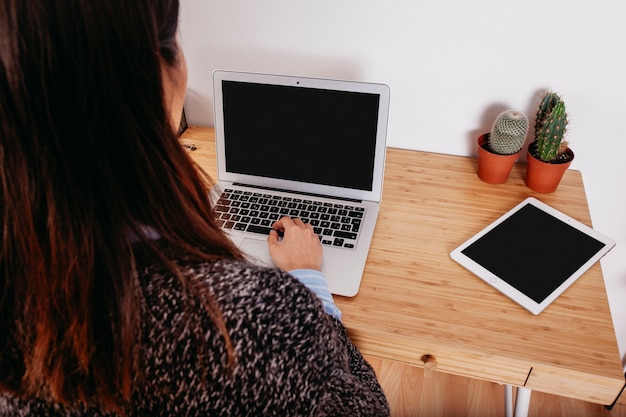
0 247 390 416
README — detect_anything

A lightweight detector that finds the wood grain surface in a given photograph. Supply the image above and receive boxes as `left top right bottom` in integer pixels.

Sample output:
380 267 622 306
181 126 624 406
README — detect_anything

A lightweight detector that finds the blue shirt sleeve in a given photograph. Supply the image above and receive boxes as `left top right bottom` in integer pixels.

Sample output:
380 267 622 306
289 269 342 321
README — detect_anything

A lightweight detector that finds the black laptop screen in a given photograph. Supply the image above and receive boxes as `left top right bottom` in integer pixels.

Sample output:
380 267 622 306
221 80 380 191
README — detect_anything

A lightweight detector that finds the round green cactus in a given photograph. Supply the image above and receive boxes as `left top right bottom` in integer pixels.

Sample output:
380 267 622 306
536 98 568 162
489 109 529 155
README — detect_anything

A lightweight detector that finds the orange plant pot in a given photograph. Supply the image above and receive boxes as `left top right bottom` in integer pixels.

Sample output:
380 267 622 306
525 144 574 193
476 133 521 184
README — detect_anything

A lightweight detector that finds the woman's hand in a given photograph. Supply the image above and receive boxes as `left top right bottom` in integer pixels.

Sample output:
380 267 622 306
268 217 323 271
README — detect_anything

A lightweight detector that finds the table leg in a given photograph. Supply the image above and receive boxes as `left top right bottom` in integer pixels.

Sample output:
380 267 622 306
515 387 532 417
504 385 532 417
505 385 513 417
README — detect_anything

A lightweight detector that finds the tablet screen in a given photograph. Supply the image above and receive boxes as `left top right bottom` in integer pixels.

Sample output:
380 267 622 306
451 197 615 314
461 203 605 303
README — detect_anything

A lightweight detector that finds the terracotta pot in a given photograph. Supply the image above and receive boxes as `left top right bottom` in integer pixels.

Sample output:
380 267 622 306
525 142 574 193
476 133 521 184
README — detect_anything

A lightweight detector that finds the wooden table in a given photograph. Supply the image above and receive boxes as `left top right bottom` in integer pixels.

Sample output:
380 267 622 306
181 126 624 411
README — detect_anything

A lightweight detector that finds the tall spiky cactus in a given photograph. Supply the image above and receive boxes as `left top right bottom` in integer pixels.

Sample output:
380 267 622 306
534 92 561 140
489 109 529 155
534 92 568 162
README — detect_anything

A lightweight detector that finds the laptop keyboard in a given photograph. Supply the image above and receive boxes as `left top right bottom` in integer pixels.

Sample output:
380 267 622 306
214 189 365 249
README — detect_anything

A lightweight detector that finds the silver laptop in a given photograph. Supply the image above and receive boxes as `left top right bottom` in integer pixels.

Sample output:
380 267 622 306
212 70 390 296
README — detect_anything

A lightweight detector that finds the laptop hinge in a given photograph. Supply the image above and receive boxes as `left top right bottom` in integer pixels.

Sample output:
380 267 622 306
232 182 363 203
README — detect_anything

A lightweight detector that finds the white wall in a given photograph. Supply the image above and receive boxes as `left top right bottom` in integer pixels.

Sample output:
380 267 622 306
179 0 626 369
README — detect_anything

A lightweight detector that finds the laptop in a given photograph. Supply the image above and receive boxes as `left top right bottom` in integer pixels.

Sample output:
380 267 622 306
212 70 391 297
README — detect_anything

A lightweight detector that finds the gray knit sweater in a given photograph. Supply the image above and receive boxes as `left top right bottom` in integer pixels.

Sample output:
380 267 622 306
0 248 390 416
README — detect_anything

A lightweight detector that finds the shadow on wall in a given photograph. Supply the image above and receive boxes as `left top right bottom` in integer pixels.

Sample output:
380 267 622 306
465 88 550 162
183 46 364 127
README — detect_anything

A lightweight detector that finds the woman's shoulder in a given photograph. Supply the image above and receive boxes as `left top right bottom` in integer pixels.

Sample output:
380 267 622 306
137 254 332 339
139 255 317 307
134 255 351 415
207 258 332 330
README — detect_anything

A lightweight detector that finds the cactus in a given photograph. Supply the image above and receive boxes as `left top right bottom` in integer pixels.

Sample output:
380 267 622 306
489 109 529 155
534 93 568 162
534 92 561 141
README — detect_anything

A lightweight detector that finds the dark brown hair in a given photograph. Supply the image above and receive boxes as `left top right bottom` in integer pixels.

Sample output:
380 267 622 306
0 0 241 412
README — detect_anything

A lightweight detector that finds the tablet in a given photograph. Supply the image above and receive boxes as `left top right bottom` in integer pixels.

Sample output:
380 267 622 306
450 197 615 315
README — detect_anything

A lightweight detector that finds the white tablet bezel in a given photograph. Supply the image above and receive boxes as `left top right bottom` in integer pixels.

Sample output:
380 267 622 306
450 197 616 315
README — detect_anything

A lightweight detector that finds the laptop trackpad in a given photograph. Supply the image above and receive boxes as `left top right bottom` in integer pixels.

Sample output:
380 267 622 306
240 238 275 268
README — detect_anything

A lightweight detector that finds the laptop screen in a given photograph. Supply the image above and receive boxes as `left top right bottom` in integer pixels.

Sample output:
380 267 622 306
221 80 380 191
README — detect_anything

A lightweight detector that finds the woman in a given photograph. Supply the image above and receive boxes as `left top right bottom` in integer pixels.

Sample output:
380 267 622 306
0 0 389 416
